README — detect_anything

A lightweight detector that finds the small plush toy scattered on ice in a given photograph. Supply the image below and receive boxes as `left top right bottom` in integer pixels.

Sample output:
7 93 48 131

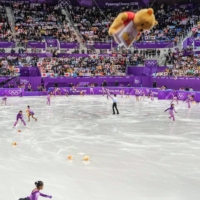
83 156 90 161
109 8 158 48
12 142 17 146
68 155 73 160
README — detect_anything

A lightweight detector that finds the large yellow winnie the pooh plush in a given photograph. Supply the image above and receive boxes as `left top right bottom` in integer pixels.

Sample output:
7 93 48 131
109 8 158 41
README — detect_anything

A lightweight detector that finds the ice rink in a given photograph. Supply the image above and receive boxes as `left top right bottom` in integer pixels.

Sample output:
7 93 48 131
0 95 200 200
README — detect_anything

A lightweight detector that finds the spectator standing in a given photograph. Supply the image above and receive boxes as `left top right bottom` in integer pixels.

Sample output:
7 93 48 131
153 81 157 88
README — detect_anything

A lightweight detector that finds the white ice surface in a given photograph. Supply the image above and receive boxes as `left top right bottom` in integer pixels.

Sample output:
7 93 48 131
0 96 200 200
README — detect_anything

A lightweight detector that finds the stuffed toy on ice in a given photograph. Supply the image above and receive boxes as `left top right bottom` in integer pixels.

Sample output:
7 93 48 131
109 8 158 48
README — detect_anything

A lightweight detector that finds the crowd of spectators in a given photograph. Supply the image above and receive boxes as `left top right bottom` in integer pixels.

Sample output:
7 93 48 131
26 83 45 92
37 46 161 76
68 5 131 43
67 2 200 44
0 57 16 76
0 54 40 76
12 2 77 46
0 4 13 42
156 47 200 77
191 22 200 40
0 46 161 77
39 56 127 76
1 1 200 78
139 3 199 44
164 47 193 65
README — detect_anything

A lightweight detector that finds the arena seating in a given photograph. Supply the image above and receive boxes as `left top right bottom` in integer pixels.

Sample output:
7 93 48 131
0 54 40 76
39 56 127 76
68 5 118 42
12 2 77 45
155 47 200 77
0 4 13 41
139 4 199 43
0 1 199 79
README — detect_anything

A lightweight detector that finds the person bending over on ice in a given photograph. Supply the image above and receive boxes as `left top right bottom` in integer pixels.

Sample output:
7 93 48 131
26 105 37 122
13 110 26 128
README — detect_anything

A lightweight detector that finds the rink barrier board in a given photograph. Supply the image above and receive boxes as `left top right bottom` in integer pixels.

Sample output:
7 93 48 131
1 88 200 102
0 41 172 49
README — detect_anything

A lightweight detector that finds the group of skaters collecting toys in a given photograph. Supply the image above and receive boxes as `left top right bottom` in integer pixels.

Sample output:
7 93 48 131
13 105 37 128
0 88 196 125
165 93 195 122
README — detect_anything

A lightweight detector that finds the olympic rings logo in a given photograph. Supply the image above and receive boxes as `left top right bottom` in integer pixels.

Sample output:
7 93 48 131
135 90 143 95
8 90 20 96
20 54 27 57
47 40 56 43
145 61 157 66
21 79 29 84
178 93 185 99
189 38 194 43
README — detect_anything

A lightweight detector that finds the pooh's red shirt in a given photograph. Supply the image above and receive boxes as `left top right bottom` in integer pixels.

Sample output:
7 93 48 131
123 12 141 37
123 12 135 26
